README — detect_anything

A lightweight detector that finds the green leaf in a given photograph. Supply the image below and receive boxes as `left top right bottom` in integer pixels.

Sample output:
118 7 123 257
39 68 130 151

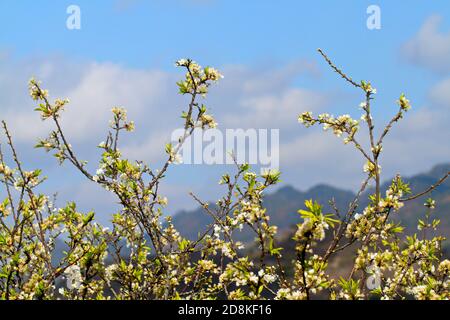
83 211 95 225
258 285 264 295
178 239 190 251
165 143 173 155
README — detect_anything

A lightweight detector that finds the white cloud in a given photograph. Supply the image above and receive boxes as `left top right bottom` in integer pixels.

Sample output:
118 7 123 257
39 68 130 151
112 59 326 163
223 88 329 130
121 131 171 163
38 64 168 141
1 50 449 219
382 107 449 170
280 130 365 188
0 53 328 214
278 106 450 192
402 15 450 73
429 77 450 108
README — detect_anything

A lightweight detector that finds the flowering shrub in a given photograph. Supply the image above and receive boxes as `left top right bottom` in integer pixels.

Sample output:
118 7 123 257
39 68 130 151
0 54 448 300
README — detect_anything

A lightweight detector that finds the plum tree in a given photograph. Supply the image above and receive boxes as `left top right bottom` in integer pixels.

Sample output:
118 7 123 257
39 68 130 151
0 53 448 300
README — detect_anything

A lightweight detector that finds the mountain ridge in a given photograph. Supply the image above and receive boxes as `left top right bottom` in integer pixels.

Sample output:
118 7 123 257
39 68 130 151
171 163 450 244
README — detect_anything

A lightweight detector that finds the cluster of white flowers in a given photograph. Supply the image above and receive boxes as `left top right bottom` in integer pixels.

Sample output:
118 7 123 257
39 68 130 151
299 112 359 144
64 265 83 290
111 107 127 121
158 196 169 206
5 56 448 301
105 264 118 284
346 207 375 239
397 93 411 111
110 107 135 132
361 81 377 95
276 287 307 300
204 66 224 81
294 255 330 294
257 268 277 284
0 163 13 176
175 59 223 97
363 161 381 177
175 59 189 67
298 111 315 127
92 167 106 183
168 152 183 165
295 217 329 242
197 260 218 273
234 200 266 224
219 258 254 287
324 114 359 137
53 98 70 115
221 243 234 259
29 78 48 101
424 198 436 209
199 113 218 129
379 187 404 212
438 259 450 274
248 272 259 285
335 288 364 300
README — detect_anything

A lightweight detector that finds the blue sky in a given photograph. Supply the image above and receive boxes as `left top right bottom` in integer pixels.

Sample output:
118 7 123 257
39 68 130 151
1 1 450 223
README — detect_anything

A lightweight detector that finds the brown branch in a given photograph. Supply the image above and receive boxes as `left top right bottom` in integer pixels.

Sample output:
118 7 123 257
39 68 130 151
400 171 450 202
318 49 361 89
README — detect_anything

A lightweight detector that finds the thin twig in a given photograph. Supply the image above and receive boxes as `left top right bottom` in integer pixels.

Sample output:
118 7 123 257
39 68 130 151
401 171 450 202
318 49 361 88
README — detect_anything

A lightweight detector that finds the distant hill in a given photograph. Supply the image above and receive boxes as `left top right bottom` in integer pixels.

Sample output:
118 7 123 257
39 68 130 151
172 164 450 247
170 164 450 284
172 184 355 242
363 163 450 237
52 164 450 285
